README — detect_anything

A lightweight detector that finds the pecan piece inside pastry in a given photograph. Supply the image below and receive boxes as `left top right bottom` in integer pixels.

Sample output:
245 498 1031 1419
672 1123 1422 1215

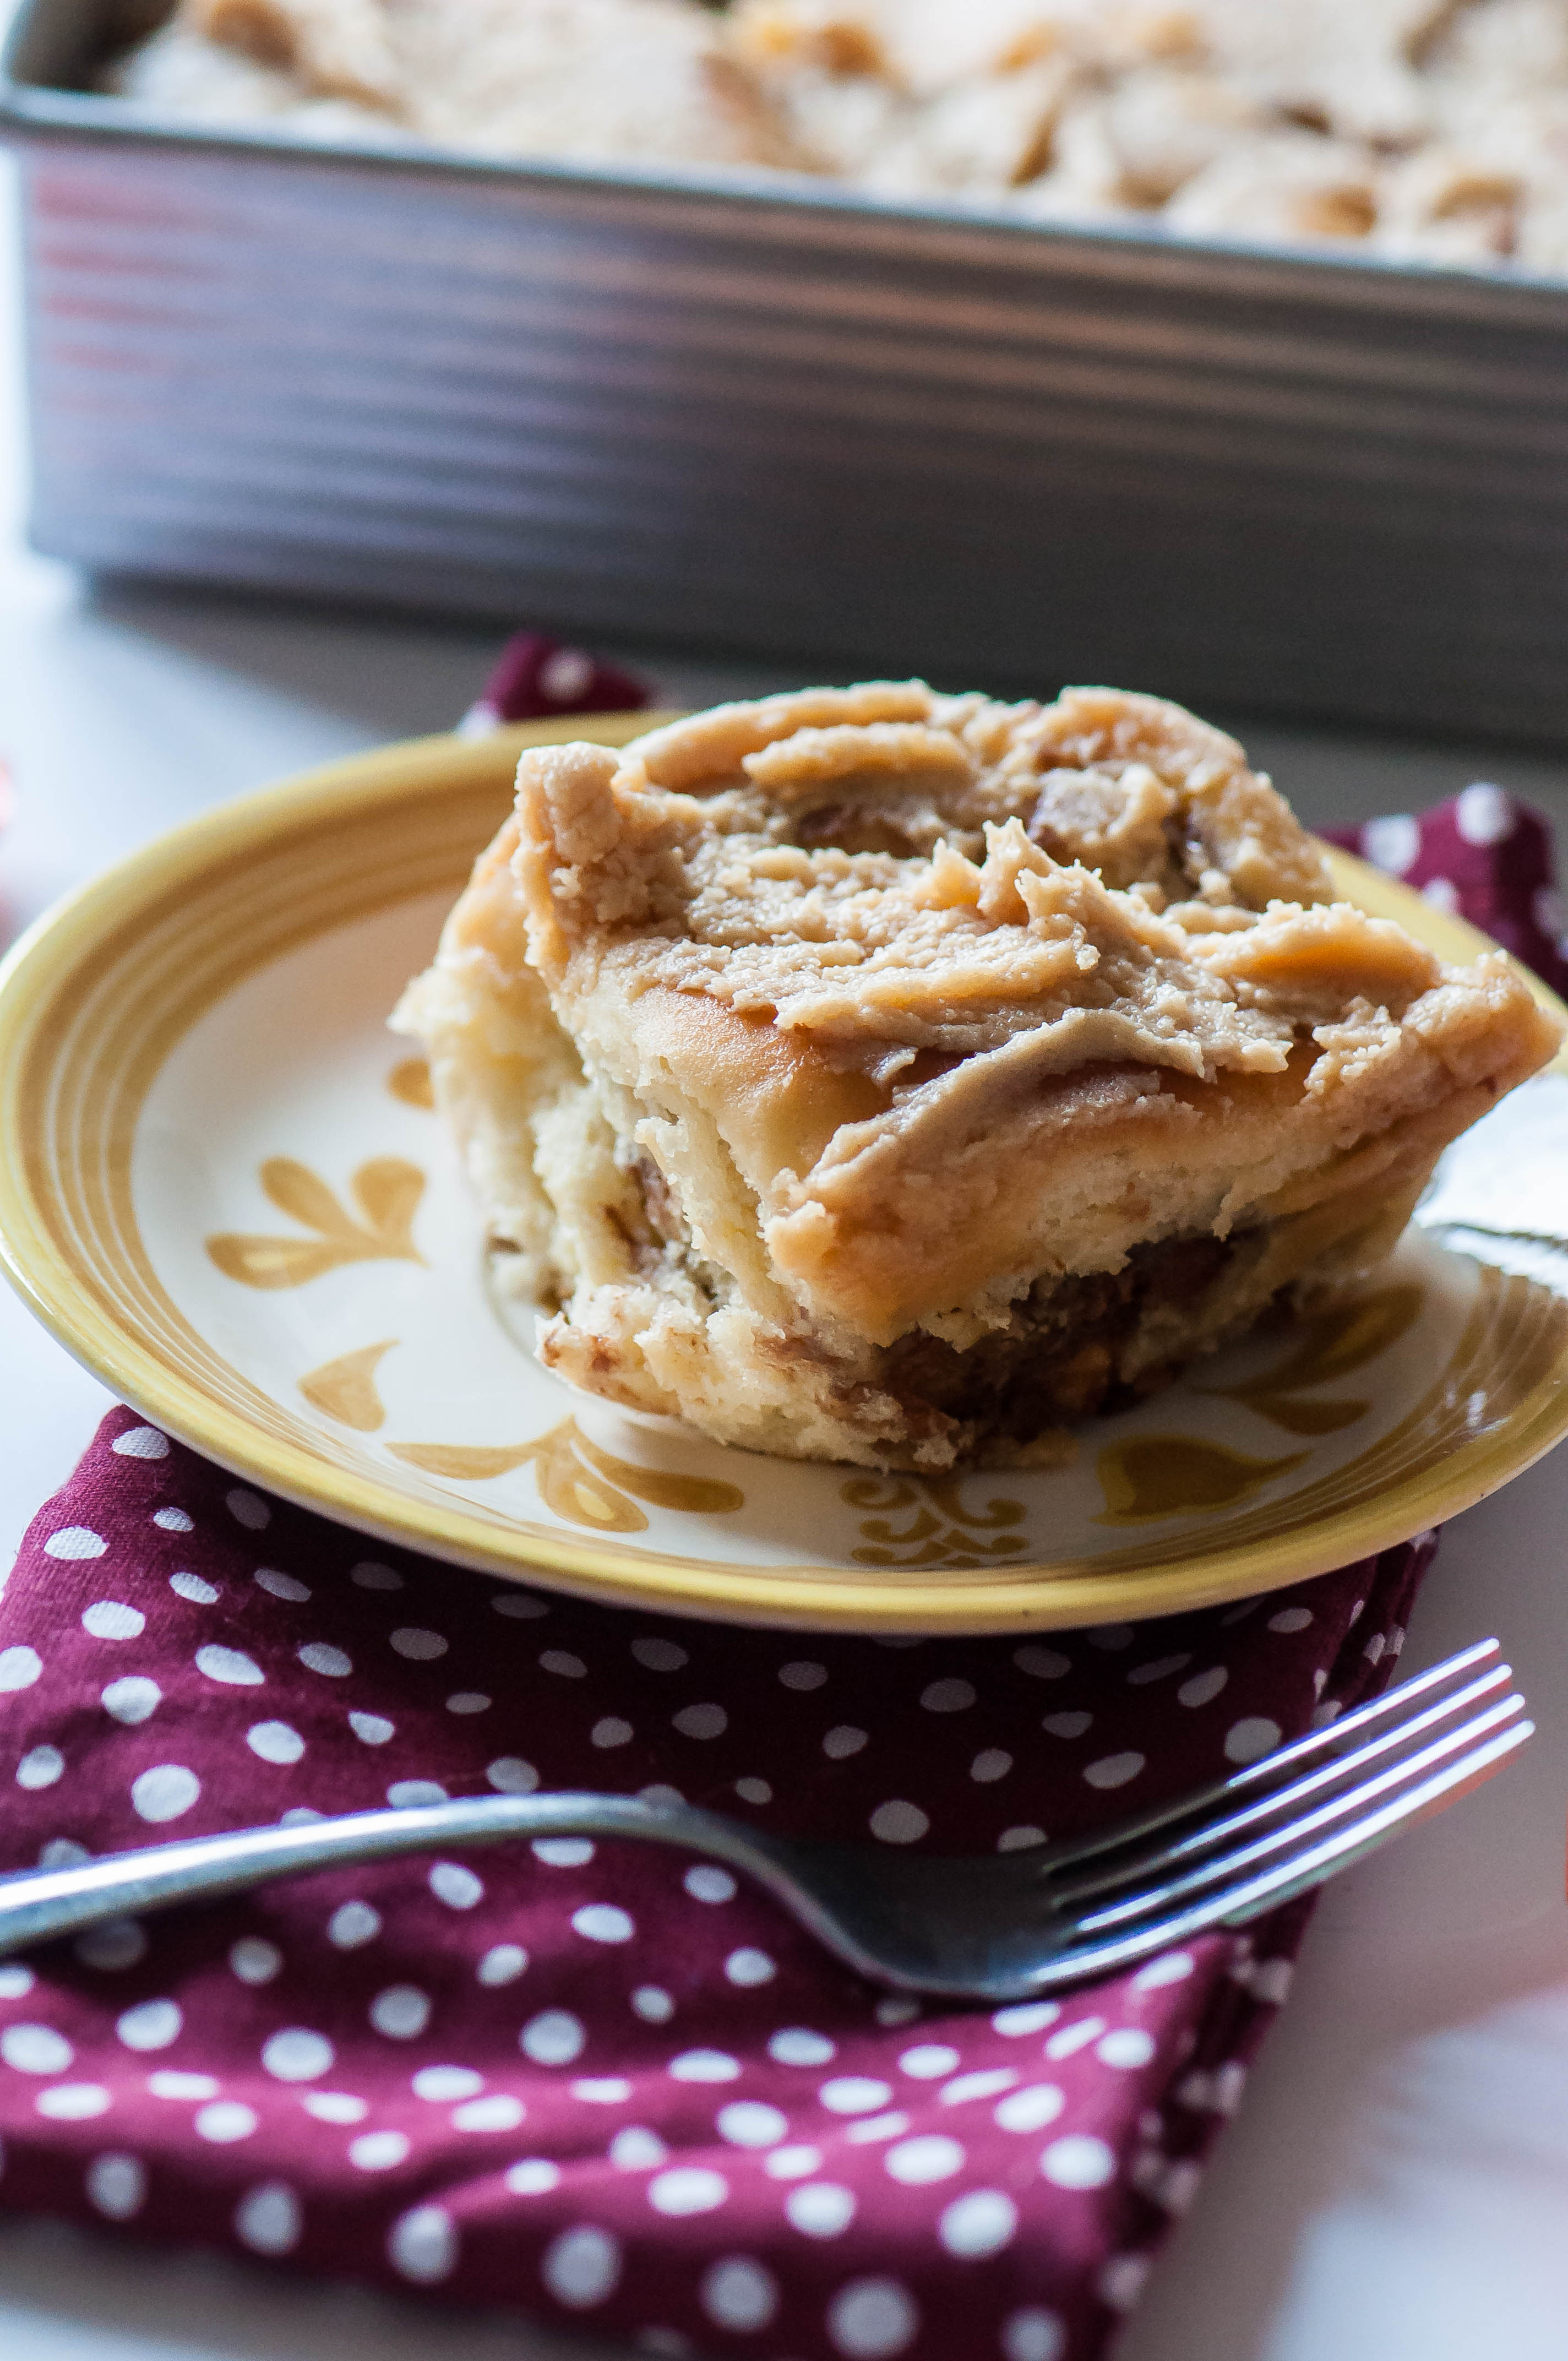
394 682 1561 1470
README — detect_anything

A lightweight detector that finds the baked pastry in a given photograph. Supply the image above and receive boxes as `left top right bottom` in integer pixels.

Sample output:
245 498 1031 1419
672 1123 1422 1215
394 682 1561 1468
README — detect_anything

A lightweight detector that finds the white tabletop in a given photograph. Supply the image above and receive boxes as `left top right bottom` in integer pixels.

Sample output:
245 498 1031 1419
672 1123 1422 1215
3 121 1568 2361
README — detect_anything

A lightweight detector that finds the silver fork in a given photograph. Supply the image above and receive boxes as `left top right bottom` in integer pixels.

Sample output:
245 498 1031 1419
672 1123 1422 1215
0 1639 1526 2001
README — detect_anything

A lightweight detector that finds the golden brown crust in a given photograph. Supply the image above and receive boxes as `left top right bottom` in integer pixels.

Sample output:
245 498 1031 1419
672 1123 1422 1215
395 679 1562 1468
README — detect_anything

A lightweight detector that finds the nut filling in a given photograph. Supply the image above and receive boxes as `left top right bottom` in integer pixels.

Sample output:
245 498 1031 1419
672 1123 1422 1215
395 680 1561 1471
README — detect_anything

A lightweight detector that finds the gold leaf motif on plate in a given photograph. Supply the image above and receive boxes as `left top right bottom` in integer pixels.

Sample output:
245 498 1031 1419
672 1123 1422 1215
298 1340 398 1432
1096 1435 1310 1525
388 1418 743 1536
206 1157 427 1288
388 1057 435 1109
843 1473 1031 1568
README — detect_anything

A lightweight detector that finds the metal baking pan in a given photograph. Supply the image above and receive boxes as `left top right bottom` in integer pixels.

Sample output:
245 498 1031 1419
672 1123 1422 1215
8 0 1568 742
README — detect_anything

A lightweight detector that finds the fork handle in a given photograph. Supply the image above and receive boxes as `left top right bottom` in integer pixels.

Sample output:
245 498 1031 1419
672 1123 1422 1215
0 1792 771 1959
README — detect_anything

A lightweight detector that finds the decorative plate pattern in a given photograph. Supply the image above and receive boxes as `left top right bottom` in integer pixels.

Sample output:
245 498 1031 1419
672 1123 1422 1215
1 717 1565 1633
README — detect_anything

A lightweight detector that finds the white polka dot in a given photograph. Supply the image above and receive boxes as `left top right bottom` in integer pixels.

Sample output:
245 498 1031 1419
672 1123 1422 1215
1098 2028 1157 2069
151 2071 217 2100
40 1839 89 1868
735 1777 772 1804
86 2152 146 2219
572 2077 631 2104
898 2044 960 2081
673 1702 727 1740
36 2082 112 2120
446 1692 491 1715
486 1756 539 1794
1042 2133 1117 2189
351 1562 403 1590
971 1749 1012 1783
196 1645 263 1687
533 1837 593 1867
1178 1667 1228 1709
786 2181 856 2237
1101 2254 1152 2311
632 1637 688 1671
521 2010 585 2066
725 1947 775 1987
1250 1957 1295 2004
101 1677 160 1726
389 1780 447 1808
116 1999 181 2053
226 1489 271 1531
478 1944 527 1986
1225 1716 1283 1765
685 1865 736 1904
650 2166 728 2216
506 2158 561 2194
820 2077 892 2115
827 2276 919 2357
1046 2016 1104 2060
991 1999 1059 2037
845 2110 910 2145
389 2203 456 2283
590 1716 633 1748
390 1627 447 1660
668 2049 742 2083
770 2027 836 2066
52 1530 109 1562
410 2066 482 2102
371 1986 431 2040
632 1986 673 2022
939 2067 1016 2106
83 1601 143 1639
299 1643 351 1678
328 1901 381 1950
823 1726 868 1759
869 1800 928 1845
1002 2308 1065 2361
428 1862 483 1910
542 2224 620 2306
640 1785 684 1808
702 2256 778 2332
491 1590 548 1619
920 1679 975 1713
1456 781 1513 844
540 1650 586 1679
343 1712 392 1748
0 1965 35 1998
1135 1950 1195 1990
113 1425 170 1459
998 1825 1047 1852
350 2130 410 2171
764 2145 822 2179
1423 875 1460 912
1364 812 1420 874
573 1903 634 1944
1042 1711 1092 1742
131 1765 200 1823
995 2085 1065 2133
75 1917 147 1973
885 2134 964 2185
453 2093 524 2131
1084 1751 1145 1789
195 2101 257 2143
254 1568 308 1602
235 2180 302 2255
17 1745 63 1791
1013 1646 1070 1681
262 2028 334 2082
153 1509 193 1533
779 1660 828 1690
169 1573 218 1605
1268 1607 1314 1634
718 2101 788 2148
0 1647 43 1691
302 2092 367 2123
939 2188 1016 2256
611 2126 668 2169
247 1721 304 1766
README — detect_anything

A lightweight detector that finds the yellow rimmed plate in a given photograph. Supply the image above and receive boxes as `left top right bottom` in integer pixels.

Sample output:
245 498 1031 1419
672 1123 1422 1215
2 715 1566 1634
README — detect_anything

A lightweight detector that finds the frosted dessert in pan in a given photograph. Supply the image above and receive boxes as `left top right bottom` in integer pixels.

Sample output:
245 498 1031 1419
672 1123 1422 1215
393 682 1561 1471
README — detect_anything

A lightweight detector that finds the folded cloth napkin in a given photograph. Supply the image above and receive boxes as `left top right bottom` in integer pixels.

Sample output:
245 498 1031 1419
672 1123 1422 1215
0 1428 1428 2361
0 781 1557 2361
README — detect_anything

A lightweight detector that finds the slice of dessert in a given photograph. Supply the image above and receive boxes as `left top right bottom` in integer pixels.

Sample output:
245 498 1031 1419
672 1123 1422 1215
394 682 1561 1469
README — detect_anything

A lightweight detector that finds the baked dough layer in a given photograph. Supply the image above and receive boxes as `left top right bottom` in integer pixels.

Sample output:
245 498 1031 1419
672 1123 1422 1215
394 682 1561 1467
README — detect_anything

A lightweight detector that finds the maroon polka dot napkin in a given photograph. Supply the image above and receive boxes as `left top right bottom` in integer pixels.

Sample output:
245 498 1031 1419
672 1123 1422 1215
0 1421 1427 2361
0 782 1558 2359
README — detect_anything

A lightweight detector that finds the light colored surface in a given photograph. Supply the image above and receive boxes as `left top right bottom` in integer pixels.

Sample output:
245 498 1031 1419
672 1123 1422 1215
3 111 1568 2361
